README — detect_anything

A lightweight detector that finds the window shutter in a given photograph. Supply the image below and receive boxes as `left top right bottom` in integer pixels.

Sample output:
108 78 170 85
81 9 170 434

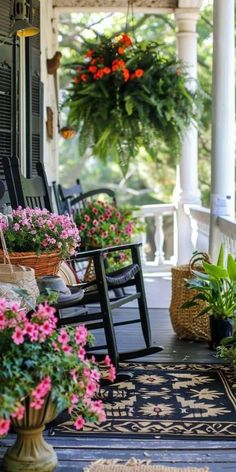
26 0 43 177
0 0 19 208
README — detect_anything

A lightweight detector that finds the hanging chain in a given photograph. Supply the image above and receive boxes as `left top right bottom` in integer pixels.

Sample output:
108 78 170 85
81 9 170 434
125 0 135 39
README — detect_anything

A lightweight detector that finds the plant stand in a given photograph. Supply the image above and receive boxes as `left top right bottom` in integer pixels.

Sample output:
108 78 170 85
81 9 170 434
2 425 57 472
2 396 58 472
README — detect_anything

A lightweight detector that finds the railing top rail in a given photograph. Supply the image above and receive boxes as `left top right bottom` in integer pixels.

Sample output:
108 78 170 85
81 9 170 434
140 203 175 216
217 215 236 238
185 205 210 225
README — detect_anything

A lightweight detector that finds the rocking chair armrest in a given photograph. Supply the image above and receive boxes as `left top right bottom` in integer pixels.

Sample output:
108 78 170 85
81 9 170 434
70 188 116 206
73 242 142 259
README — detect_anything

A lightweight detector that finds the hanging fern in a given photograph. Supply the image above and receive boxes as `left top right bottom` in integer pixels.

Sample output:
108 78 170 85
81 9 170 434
64 33 200 172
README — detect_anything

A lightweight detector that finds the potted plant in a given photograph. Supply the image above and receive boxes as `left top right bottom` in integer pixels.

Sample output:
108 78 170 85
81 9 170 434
74 200 142 249
0 207 80 277
217 333 236 374
182 246 236 349
74 199 143 274
0 298 115 471
64 33 198 171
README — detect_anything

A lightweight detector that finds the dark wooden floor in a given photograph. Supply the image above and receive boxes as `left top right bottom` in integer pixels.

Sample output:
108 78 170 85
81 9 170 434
1 308 236 471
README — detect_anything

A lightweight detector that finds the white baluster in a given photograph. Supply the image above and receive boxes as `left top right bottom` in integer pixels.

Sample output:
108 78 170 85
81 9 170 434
154 215 165 266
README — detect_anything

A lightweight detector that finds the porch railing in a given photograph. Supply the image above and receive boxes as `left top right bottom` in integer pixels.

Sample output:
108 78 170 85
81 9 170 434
139 203 176 271
187 205 236 258
139 203 236 271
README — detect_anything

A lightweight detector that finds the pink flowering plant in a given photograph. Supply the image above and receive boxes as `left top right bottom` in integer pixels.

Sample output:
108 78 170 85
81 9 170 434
74 200 142 250
0 298 116 437
0 207 80 258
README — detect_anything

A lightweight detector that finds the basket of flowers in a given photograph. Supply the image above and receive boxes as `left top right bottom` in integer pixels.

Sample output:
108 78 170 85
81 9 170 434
0 207 80 277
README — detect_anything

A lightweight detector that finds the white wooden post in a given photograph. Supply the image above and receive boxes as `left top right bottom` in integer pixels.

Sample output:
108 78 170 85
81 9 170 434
174 6 202 264
209 0 235 261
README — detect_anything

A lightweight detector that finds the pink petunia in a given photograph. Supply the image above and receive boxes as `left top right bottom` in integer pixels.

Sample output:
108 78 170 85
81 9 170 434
0 418 11 436
12 327 24 345
74 416 85 430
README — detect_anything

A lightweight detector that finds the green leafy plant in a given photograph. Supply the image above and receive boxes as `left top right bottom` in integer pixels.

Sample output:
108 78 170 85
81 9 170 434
0 299 115 437
182 245 236 319
64 33 199 171
217 333 236 367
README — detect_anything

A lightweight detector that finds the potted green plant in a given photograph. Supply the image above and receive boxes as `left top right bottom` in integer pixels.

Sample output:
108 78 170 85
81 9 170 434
217 333 236 374
182 245 236 349
0 298 115 471
0 207 80 277
64 33 198 171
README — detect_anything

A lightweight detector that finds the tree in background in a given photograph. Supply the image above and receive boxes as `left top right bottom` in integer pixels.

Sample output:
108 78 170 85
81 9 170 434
58 6 212 207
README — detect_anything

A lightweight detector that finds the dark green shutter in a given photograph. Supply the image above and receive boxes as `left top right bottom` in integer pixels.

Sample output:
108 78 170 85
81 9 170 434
0 0 19 206
26 0 42 177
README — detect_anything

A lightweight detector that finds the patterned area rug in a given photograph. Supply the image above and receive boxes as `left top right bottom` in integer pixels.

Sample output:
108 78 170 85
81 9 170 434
50 362 236 439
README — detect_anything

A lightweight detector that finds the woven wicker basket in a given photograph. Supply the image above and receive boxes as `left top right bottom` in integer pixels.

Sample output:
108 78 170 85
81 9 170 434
169 254 211 341
0 250 62 278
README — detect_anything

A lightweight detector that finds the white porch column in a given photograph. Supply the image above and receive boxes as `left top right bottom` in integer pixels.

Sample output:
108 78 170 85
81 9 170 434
209 0 235 261
174 8 201 264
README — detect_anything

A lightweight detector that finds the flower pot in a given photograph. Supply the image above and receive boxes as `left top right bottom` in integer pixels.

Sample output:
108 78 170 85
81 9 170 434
209 316 233 350
0 250 62 278
3 396 58 472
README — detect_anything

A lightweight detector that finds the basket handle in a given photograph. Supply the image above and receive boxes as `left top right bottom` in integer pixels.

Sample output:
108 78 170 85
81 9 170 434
0 213 14 272
189 252 211 274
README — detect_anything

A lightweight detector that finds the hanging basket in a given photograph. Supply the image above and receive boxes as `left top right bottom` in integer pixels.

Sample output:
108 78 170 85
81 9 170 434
169 253 211 341
0 250 62 278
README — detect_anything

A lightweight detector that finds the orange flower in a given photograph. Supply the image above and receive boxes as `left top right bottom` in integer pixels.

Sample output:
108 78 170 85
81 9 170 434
85 49 95 58
119 33 132 48
123 68 130 82
135 69 144 78
73 76 80 84
118 47 125 55
89 65 97 74
94 70 104 80
81 74 88 82
103 67 111 74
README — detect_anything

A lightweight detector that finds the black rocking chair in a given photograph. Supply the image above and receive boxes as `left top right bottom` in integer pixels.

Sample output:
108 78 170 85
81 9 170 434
2 156 163 369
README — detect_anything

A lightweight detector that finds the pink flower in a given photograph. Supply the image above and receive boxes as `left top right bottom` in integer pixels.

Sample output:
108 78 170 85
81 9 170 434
74 416 85 430
71 394 79 405
0 418 10 436
12 327 24 345
30 397 44 410
75 325 88 345
58 328 69 345
11 404 25 421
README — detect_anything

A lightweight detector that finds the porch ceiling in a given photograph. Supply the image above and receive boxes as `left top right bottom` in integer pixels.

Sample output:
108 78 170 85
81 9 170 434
53 0 178 12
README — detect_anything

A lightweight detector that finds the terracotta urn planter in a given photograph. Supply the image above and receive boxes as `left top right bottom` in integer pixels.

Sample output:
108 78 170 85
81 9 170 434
3 396 58 472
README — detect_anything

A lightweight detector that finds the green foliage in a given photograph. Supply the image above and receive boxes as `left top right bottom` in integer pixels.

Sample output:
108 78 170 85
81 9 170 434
217 331 236 366
182 246 236 319
64 33 199 173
